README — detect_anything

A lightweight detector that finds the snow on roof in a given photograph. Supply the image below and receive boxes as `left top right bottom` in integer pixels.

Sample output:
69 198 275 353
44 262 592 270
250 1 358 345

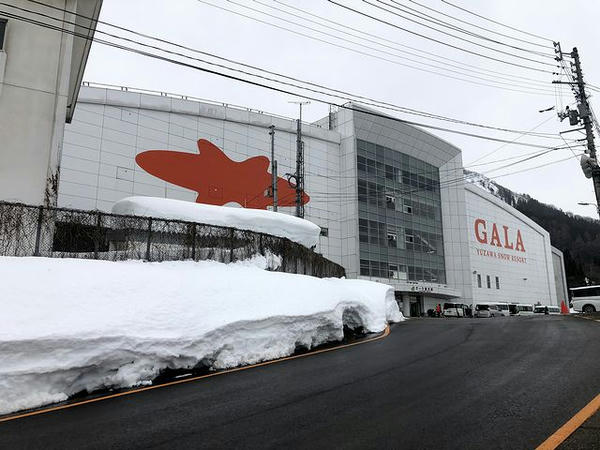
112 196 321 249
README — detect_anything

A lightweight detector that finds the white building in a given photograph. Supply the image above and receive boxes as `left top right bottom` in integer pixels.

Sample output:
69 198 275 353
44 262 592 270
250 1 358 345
0 0 102 206
56 84 566 316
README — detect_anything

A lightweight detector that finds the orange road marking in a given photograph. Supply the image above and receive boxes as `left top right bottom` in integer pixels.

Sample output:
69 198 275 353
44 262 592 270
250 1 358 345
536 393 600 449
0 325 391 424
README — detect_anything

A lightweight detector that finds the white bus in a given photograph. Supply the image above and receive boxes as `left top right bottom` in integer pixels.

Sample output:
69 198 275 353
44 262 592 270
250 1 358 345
570 285 600 313
533 305 561 315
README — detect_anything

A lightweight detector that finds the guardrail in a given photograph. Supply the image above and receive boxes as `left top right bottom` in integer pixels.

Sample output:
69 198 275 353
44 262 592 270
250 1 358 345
0 201 345 278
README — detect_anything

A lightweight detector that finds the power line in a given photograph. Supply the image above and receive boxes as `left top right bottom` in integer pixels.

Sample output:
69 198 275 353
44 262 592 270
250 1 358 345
328 0 555 74
405 0 551 49
273 0 566 89
466 114 557 166
372 0 556 59
196 0 559 96
440 0 554 43
1 8 575 152
259 0 570 93
10 1 574 140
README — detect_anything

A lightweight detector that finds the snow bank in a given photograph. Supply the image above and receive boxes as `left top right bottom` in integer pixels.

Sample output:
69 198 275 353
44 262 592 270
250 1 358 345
0 256 402 415
112 196 321 248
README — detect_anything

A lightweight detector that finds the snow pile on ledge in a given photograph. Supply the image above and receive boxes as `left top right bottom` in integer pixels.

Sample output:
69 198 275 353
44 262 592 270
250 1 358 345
0 256 402 415
112 196 321 248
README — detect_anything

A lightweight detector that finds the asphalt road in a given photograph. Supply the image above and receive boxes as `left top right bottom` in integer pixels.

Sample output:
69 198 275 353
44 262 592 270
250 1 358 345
2 316 599 449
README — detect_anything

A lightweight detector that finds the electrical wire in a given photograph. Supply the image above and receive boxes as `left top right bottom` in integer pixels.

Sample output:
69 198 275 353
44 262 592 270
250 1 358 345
440 0 555 43
8 2 575 142
273 0 564 87
196 0 559 95
405 0 551 49
372 0 556 59
466 114 558 166
328 0 555 74
257 0 570 93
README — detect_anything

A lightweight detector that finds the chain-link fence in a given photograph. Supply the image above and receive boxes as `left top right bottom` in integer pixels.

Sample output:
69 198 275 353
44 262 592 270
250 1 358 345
0 201 345 278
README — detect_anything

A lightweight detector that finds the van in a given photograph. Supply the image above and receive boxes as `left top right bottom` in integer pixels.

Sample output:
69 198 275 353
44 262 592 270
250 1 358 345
474 303 504 318
495 303 510 317
443 302 465 317
474 304 491 318
517 304 534 315
533 305 561 315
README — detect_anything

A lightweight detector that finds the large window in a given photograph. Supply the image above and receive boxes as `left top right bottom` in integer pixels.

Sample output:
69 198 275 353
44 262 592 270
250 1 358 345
477 274 482 288
486 275 491 289
356 139 445 284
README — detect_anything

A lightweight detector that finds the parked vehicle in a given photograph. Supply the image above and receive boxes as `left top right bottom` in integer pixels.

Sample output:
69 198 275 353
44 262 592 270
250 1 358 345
474 304 491 318
517 304 534 315
474 303 504 318
443 302 465 317
474 303 509 318
496 303 510 317
508 303 534 315
570 285 600 313
533 305 561 315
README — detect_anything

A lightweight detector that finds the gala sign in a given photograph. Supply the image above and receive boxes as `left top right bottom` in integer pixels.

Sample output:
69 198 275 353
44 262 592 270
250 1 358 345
474 218 525 253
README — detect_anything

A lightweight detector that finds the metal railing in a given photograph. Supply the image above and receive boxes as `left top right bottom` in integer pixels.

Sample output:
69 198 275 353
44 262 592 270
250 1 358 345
0 201 344 278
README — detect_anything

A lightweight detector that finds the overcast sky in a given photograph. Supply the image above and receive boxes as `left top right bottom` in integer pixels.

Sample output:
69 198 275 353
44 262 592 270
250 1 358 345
82 0 600 219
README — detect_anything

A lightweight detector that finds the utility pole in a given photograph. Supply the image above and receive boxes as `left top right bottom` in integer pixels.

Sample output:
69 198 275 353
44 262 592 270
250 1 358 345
269 125 278 212
288 101 310 218
553 45 600 218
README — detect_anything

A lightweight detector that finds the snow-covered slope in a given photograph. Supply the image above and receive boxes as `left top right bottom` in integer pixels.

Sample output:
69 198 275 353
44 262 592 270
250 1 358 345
464 170 528 207
0 256 402 415
112 196 321 249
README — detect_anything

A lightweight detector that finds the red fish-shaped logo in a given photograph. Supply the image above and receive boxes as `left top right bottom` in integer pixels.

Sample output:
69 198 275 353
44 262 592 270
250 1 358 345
135 139 309 209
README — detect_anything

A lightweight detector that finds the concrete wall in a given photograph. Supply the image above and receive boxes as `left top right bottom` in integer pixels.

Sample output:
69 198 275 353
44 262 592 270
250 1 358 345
0 1 77 205
465 184 557 306
58 86 344 263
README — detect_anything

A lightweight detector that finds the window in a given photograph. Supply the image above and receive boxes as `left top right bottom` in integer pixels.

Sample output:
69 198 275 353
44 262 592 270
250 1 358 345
360 260 369 276
385 193 395 209
0 19 6 51
405 234 414 244
387 228 397 248
477 274 482 288
389 264 399 279
486 275 491 289
320 227 328 237
571 286 600 298
495 276 500 289
402 202 413 214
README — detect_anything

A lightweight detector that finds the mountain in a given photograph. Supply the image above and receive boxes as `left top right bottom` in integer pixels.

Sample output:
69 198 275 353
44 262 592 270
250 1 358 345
465 170 600 287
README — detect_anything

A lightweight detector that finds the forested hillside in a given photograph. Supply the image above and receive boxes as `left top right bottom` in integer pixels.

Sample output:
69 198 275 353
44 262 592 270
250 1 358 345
467 171 600 287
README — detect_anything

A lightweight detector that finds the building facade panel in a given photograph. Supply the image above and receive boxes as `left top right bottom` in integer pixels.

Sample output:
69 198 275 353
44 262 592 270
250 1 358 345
465 184 557 306
56 86 564 316
59 86 343 264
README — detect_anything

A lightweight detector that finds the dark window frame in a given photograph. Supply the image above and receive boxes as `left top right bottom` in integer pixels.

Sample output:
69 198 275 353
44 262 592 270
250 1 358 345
0 19 7 51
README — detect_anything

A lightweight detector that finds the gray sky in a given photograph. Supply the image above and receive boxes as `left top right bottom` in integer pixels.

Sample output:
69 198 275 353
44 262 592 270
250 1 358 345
83 0 600 219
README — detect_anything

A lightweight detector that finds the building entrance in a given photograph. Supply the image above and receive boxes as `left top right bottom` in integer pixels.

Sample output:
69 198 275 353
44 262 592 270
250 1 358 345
409 295 423 317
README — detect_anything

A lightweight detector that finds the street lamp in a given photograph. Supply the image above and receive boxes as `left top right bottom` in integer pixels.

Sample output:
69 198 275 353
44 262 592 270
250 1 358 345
577 202 600 215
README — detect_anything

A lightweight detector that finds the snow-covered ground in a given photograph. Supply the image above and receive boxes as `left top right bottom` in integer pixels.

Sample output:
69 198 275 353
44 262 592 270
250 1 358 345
0 256 403 415
112 196 321 248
